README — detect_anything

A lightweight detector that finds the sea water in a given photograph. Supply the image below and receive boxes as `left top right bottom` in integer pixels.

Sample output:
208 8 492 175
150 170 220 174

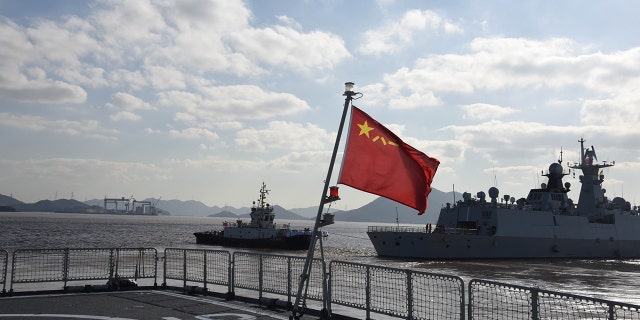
1 212 640 305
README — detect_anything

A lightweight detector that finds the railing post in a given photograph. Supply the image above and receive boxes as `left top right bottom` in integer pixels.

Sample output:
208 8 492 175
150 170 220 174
9 251 16 294
153 248 158 287
1 250 6 294
108 249 115 284
203 250 208 292
459 277 465 320
531 288 539 320
162 249 167 287
406 270 413 319
182 250 187 290
258 255 263 300
608 302 615 320
327 261 333 316
63 248 69 289
287 257 292 306
468 280 474 320
228 252 234 300
366 265 371 320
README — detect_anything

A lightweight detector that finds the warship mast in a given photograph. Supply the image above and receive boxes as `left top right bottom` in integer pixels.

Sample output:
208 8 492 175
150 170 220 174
568 138 614 219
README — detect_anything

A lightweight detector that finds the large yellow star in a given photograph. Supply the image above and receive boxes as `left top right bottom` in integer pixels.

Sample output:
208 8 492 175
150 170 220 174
357 120 374 138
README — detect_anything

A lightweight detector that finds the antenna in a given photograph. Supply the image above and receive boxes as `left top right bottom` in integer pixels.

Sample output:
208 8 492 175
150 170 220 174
395 207 399 227
452 184 456 203
558 146 563 163
492 164 498 187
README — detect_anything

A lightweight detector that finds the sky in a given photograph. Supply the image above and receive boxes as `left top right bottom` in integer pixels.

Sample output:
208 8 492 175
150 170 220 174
1 0 640 212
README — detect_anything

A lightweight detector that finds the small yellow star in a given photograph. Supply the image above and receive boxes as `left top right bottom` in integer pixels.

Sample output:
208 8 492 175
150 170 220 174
357 120 374 138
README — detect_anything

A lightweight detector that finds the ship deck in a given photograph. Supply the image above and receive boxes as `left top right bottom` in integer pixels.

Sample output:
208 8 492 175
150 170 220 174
0 290 293 320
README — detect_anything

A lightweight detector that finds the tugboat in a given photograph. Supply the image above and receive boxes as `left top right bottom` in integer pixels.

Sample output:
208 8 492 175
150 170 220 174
367 139 640 259
194 183 329 250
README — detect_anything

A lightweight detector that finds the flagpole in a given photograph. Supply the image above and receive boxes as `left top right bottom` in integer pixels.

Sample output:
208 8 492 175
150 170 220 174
292 82 357 319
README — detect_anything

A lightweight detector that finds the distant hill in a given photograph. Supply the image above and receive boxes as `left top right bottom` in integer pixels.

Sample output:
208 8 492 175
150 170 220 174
210 205 310 221
335 188 459 224
289 206 320 218
0 194 25 208
0 196 98 213
2 188 460 223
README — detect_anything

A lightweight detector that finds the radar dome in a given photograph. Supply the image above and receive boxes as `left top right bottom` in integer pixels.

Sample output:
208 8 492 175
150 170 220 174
488 187 499 199
549 162 563 175
477 191 486 201
463 192 471 201
611 197 629 210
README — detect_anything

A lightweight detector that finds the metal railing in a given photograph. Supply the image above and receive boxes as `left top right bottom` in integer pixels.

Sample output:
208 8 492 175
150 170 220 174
2 247 640 320
330 260 465 320
469 279 640 320
231 251 326 304
10 248 157 292
0 250 6 294
368 225 480 235
163 248 231 295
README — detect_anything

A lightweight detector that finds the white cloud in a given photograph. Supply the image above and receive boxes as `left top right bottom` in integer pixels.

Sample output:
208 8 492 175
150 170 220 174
169 127 219 140
230 25 351 73
372 37 640 119
0 112 116 139
159 85 311 123
358 9 463 56
0 158 171 197
235 121 333 152
460 103 518 120
107 92 154 111
110 110 141 122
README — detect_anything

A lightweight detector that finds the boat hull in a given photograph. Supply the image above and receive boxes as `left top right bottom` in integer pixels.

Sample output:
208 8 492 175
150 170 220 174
194 232 312 250
367 230 640 259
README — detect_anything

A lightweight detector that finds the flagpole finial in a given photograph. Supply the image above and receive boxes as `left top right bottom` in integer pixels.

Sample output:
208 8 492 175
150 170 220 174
343 82 355 96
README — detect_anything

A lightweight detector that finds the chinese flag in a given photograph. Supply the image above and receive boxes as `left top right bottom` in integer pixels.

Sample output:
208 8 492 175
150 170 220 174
338 106 440 214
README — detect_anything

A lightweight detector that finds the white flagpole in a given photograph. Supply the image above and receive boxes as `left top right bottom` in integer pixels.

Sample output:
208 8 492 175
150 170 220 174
291 82 357 319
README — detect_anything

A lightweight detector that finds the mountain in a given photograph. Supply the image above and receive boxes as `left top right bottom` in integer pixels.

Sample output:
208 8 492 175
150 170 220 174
0 195 104 213
289 206 320 218
2 188 460 223
0 194 25 207
335 188 459 224
210 205 310 221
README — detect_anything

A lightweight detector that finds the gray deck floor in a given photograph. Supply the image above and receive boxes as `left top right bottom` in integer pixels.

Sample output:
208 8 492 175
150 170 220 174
0 290 291 320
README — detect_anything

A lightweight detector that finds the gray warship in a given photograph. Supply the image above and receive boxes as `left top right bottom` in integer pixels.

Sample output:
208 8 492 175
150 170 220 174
194 182 329 250
368 139 640 259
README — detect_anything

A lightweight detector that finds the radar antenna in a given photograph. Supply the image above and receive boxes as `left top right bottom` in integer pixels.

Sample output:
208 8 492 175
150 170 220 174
558 147 563 164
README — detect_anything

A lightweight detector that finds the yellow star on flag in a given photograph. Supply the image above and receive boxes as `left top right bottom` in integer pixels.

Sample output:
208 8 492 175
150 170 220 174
357 120 374 138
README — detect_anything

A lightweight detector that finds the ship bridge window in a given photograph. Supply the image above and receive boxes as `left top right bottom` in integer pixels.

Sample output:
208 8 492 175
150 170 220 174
527 192 542 201
551 194 563 201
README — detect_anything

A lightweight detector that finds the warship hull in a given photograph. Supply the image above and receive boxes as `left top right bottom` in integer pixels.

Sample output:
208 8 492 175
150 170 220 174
194 232 312 250
368 229 640 259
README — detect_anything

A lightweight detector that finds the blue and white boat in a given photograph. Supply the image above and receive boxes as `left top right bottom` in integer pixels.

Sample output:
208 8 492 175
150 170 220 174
194 183 328 250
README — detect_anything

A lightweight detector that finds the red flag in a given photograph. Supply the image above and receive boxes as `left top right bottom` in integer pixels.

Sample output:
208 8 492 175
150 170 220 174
338 106 440 214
